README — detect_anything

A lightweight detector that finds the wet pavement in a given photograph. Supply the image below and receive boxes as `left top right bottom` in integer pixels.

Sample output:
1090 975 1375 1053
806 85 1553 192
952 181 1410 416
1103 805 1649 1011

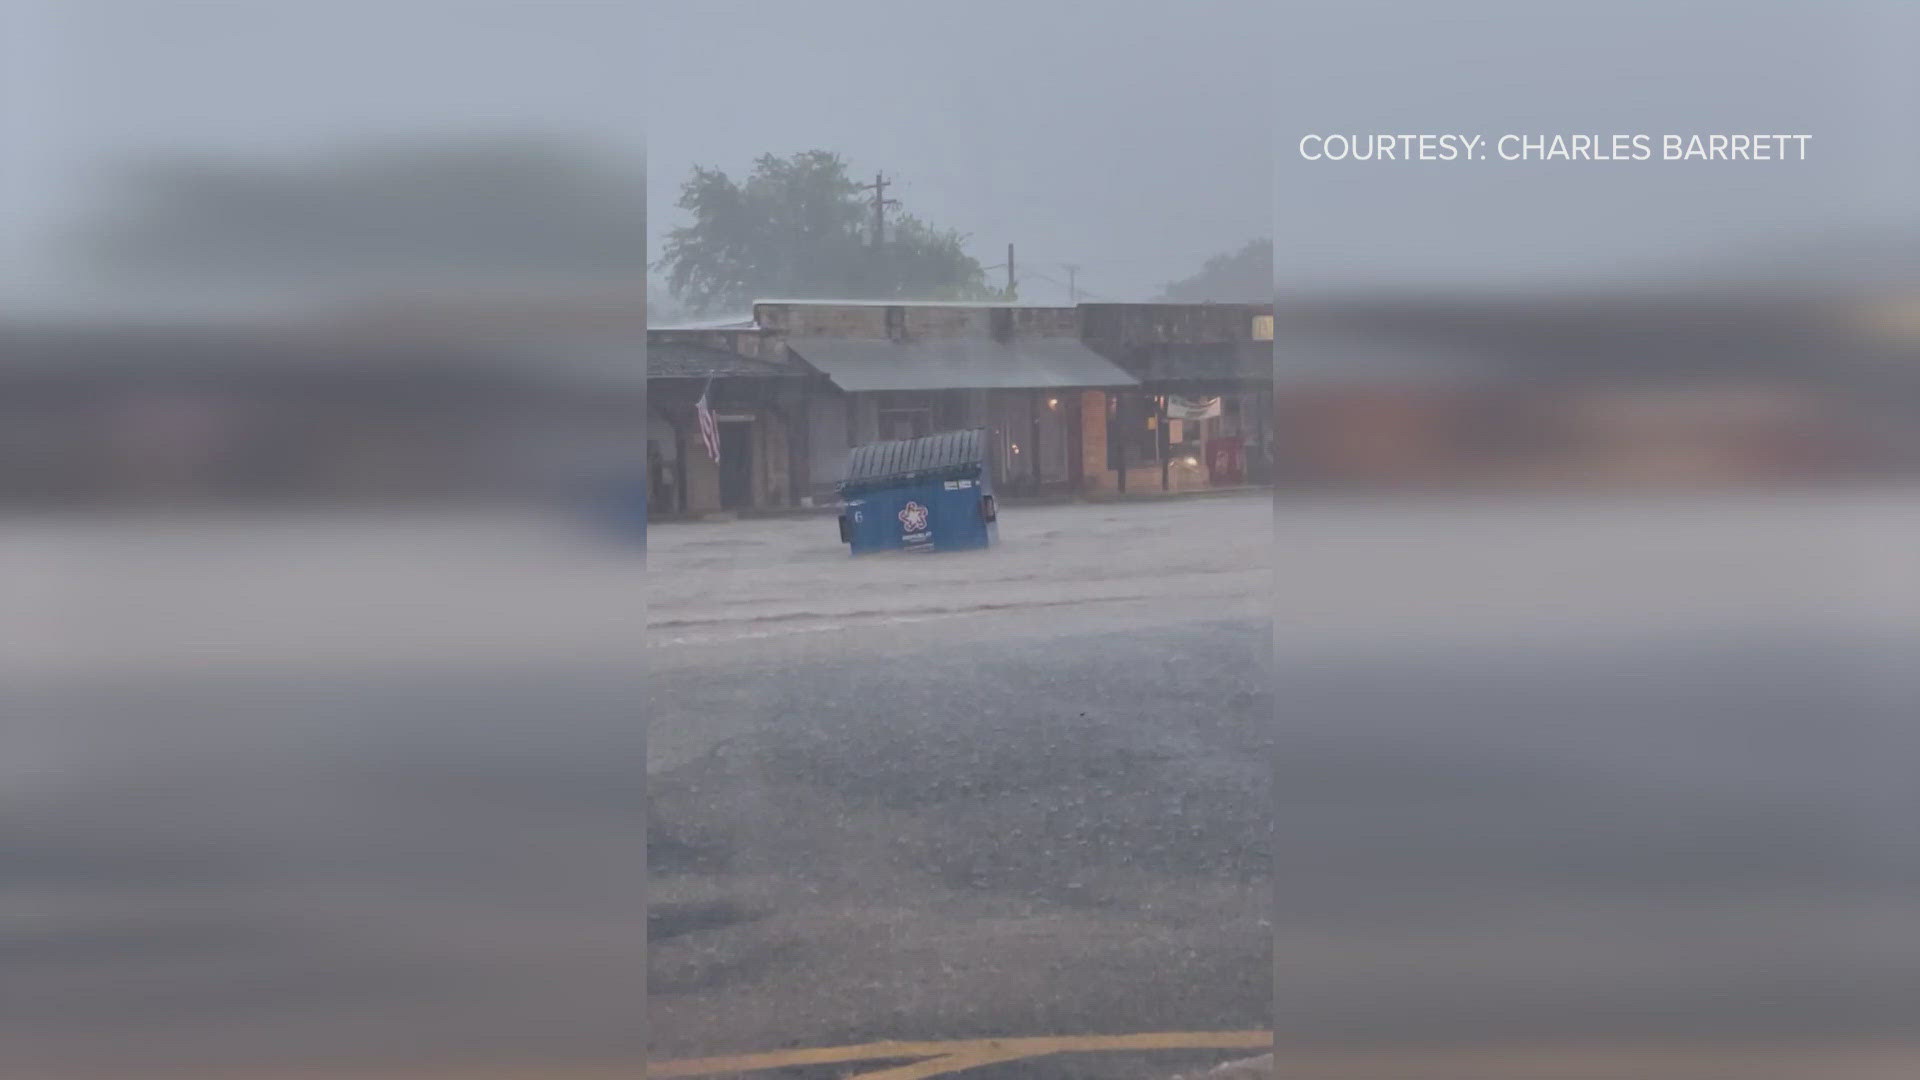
648 614 1273 1056
647 496 1269 652
647 496 1273 1057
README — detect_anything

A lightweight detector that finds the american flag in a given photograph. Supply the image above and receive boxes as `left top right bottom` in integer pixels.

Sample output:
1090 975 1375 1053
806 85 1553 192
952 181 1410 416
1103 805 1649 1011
696 377 721 464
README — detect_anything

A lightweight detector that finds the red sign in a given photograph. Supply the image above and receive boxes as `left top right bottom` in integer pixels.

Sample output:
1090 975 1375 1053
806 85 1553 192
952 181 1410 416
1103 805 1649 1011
1205 436 1245 484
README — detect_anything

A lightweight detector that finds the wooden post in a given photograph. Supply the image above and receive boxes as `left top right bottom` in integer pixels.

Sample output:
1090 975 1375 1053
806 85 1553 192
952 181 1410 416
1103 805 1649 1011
672 411 689 514
786 388 810 507
1029 390 1043 494
1067 389 1084 492
1158 393 1170 491
1255 388 1270 483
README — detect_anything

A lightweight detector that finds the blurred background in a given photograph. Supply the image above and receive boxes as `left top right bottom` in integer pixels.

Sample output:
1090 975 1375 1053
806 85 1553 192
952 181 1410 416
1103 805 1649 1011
1272 3 1920 1075
4 2 651 1076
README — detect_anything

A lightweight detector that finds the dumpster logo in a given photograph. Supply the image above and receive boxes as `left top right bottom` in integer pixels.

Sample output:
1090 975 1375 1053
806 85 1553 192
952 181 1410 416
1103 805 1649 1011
898 500 930 534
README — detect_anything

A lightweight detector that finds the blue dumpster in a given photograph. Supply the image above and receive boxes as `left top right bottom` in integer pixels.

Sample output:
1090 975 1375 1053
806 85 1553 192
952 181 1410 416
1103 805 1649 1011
837 428 998 555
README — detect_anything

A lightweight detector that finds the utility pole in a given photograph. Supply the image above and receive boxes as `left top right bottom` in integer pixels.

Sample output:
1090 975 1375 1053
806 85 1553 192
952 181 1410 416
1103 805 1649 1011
1006 242 1016 298
857 172 897 249
1061 262 1081 304
855 171 899 296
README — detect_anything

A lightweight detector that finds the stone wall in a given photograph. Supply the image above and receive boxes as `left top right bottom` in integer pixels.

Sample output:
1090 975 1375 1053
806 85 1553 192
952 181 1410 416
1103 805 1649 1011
1079 302 1272 344
761 410 789 506
754 302 1079 340
672 406 789 514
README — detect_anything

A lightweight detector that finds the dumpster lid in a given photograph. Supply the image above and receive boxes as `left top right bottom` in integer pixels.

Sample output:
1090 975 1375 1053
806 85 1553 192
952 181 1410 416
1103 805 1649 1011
840 428 987 492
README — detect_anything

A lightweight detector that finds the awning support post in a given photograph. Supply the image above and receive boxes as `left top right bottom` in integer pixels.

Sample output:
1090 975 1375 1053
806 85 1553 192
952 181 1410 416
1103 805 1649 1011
1158 394 1170 491
1029 390 1043 494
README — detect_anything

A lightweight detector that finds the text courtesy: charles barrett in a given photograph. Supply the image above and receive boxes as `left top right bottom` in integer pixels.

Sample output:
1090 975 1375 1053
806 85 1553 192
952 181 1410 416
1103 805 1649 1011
1298 133 1812 162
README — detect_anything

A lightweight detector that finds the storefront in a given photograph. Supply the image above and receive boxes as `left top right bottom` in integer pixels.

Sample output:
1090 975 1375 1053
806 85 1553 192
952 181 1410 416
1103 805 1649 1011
988 389 1075 495
1165 391 1268 486
783 335 1137 499
647 338 820 517
1087 336 1273 494
647 406 680 513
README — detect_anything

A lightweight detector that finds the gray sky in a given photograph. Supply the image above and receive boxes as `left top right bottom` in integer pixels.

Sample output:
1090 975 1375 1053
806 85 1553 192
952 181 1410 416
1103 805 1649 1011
7 1 1914 309
646 0 1274 306
6 0 1273 311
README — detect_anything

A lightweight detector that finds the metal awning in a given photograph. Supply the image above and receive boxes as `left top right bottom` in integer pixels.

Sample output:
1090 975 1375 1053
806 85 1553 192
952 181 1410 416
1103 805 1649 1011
648 339 806 379
789 337 1138 392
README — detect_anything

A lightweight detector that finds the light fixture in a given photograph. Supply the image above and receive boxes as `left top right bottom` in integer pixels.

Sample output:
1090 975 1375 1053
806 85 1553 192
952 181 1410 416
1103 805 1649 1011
1046 397 1060 410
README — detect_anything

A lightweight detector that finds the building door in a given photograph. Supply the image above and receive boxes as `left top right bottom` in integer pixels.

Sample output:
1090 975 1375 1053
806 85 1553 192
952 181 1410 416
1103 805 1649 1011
1037 392 1069 485
878 408 931 441
718 420 754 509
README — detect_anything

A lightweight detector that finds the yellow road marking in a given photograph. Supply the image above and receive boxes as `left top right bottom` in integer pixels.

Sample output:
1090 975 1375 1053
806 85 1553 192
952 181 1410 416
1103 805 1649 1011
840 1049 1034 1080
177 1036 1920 1079
648 1031 1273 1079
652 1039 1920 1080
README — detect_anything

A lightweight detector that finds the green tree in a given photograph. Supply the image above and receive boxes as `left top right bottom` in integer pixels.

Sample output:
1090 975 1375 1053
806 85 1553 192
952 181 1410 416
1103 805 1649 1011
1159 237 1272 303
656 151 999 313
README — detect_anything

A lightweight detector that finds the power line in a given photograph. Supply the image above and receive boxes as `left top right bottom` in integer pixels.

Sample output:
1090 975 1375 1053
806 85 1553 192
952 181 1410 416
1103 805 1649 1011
1010 252 1251 265
1024 269 1115 301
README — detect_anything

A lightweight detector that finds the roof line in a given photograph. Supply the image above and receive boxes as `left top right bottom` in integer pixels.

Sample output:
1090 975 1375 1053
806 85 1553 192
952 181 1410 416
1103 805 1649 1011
750 298 1071 310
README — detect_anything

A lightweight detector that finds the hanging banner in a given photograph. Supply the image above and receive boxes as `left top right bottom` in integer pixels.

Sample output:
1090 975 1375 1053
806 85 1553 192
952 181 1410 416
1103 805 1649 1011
1165 395 1222 421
